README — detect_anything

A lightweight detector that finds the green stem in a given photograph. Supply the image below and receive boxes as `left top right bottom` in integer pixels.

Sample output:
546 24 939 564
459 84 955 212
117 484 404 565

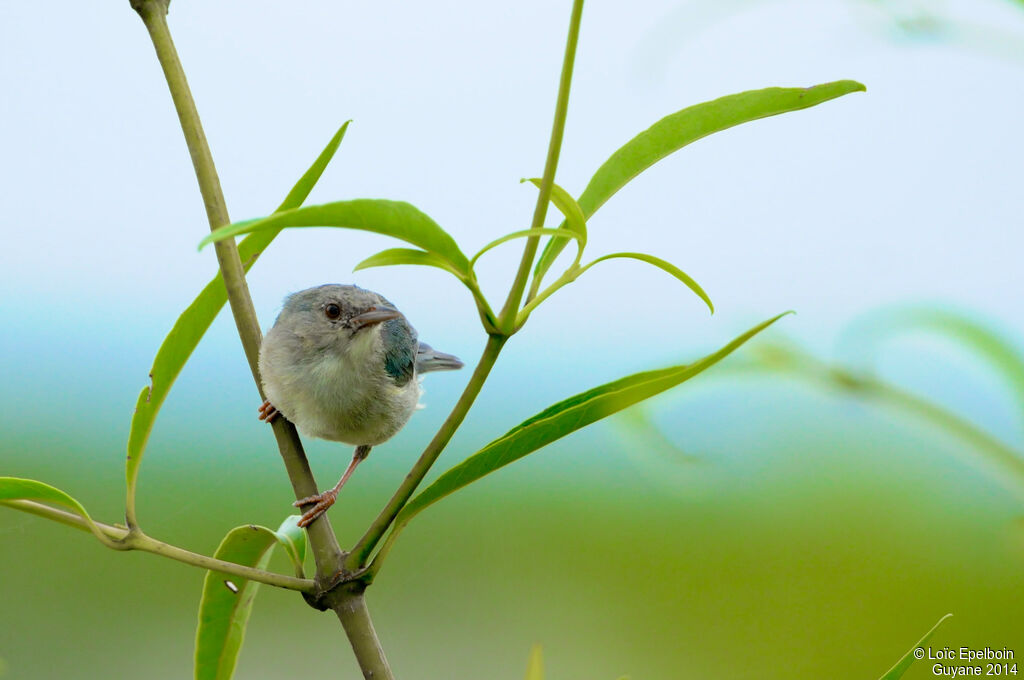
131 0 343 579
496 0 585 332
328 585 394 680
345 333 507 571
131 2 392 675
1 499 315 592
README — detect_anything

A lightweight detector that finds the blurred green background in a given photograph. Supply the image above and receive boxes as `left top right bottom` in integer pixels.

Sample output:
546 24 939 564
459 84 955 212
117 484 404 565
1 307 1020 678
2 0 1023 678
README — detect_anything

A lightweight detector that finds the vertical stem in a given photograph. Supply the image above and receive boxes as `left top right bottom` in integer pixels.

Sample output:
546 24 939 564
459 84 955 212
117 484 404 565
130 2 391 676
330 585 394 680
497 0 585 331
130 0 343 578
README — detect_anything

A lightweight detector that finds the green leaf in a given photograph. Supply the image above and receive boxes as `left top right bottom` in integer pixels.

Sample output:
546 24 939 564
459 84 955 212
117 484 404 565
533 80 866 285
126 122 350 520
199 199 470 275
472 228 583 268
195 517 306 680
395 312 789 527
854 307 1024 428
274 122 351 214
353 247 466 279
0 477 118 548
878 613 953 680
580 252 713 314
524 645 544 680
270 515 307 577
523 178 587 244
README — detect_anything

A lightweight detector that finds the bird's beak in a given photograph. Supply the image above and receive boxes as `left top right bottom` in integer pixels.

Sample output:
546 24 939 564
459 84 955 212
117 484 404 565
349 306 402 330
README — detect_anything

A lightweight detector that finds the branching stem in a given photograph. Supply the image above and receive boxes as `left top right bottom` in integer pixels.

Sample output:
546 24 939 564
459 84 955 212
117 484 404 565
1 499 314 592
497 0 584 332
131 1 391 677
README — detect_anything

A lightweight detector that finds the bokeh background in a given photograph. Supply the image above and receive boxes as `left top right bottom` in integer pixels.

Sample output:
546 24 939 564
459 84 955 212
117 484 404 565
1 1 1022 678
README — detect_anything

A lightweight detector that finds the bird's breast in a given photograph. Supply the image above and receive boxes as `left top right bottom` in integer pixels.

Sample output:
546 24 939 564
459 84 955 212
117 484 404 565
261 327 420 446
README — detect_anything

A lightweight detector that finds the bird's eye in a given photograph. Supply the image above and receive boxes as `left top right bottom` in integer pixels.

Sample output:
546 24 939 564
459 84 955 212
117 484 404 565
325 303 342 320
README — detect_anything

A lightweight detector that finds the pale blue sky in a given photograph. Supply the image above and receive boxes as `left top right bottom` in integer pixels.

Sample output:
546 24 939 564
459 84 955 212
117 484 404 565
2 1 1022 446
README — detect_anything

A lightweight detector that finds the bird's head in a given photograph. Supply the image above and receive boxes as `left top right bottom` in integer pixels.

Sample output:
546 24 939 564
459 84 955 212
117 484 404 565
276 284 403 355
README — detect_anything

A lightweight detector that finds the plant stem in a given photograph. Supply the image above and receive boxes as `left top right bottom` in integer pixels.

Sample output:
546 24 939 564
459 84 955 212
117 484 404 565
0 499 315 592
497 0 584 332
345 334 507 571
130 0 343 578
329 584 394 679
131 2 392 676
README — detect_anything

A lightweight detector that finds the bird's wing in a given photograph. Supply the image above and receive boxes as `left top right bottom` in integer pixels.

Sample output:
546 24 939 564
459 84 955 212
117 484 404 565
416 342 464 373
381 318 417 386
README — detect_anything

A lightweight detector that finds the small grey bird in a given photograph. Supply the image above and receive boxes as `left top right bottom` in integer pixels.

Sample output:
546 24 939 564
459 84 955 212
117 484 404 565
257 284 463 527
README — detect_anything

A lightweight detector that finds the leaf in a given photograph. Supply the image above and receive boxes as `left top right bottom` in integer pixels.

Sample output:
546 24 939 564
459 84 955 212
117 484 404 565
533 80 866 285
394 312 789 528
125 122 350 518
524 644 544 680
523 178 587 243
274 122 351 214
0 477 118 548
199 199 470 275
579 252 713 313
853 307 1024 428
194 517 307 680
270 515 307 577
878 613 953 680
472 228 583 268
353 247 466 279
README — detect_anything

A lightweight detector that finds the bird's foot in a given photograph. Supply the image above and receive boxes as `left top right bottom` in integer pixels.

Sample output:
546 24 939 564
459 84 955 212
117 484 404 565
258 400 280 423
293 489 338 528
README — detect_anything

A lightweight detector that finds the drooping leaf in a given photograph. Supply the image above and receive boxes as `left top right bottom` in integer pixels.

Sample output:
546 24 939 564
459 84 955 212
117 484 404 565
524 645 544 680
394 312 788 528
126 122 350 517
533 80 866 285
472 228 582 268
199 199 470 275
741 340 1024 493
878 613 953 680
194 516 307 680
523 178 587 243
0 477 118 548
353 247 466 278
851 307 1024 428
579 252 713 313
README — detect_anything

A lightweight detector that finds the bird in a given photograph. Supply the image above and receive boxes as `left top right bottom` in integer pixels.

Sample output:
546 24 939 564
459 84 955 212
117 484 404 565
257 284 463 528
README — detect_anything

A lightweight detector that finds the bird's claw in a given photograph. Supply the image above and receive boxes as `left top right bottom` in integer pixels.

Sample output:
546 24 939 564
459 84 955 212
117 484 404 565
258 400 281 423
293 489 338 528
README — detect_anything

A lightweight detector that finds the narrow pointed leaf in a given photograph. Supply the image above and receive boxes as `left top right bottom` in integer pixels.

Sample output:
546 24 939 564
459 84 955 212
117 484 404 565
472 228 582 267
126 123 350 513
195 517 306 680
878 614 953 680
353 248 465 278
274 122 351 214
395 313 788 526
581 252 713 313
523 178 587 242
534 80 866 284
0 477 117 547
855 307 1024 427
199 199 470 274
524 645 544 680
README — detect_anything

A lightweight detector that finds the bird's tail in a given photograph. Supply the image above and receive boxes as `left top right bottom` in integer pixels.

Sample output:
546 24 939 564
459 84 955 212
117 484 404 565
416 342 464 373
